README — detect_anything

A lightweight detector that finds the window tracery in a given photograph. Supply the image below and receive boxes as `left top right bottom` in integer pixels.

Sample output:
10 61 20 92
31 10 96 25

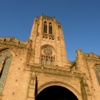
41 46 55 66
43 21 54 40
44 47 52 55
41 58 44 65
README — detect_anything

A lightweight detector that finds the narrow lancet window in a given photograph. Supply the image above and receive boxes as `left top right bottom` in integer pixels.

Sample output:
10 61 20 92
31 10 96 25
0 50 12 93
41 58 44 65
46 59 49 65
51 60 54 65
49 23 52 34
44 21 47 33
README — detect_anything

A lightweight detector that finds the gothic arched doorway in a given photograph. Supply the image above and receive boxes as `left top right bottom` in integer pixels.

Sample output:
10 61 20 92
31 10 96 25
36 86 78 100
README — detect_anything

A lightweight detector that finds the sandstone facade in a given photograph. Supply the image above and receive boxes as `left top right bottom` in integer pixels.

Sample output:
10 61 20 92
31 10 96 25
0 15 100 100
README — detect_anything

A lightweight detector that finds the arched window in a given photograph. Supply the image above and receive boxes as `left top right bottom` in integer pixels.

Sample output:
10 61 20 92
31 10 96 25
46 59 49 65
41 46 55 66
49 23 52 34
44 21 47 33
41 58 44 65
0 49 12 93
51 60 54 65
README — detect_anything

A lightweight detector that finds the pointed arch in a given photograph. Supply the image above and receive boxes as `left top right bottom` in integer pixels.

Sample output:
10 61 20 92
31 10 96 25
0 48 13 93
38 81 82 100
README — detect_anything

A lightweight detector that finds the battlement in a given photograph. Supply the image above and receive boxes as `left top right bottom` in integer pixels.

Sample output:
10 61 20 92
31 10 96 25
35 14 61 25
0 37 32 49
84 53 100 61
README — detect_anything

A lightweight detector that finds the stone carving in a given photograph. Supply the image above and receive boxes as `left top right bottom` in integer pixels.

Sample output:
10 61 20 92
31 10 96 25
43 47 52 55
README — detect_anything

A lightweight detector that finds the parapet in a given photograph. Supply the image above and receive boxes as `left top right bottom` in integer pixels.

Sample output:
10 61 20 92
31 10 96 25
84 52 100 61
0 37 32 49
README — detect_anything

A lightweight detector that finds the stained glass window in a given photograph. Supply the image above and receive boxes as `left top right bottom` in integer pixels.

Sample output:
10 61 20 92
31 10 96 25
0 50 12 93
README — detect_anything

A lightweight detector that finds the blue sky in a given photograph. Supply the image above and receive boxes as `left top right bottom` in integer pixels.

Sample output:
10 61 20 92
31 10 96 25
0 0 100 61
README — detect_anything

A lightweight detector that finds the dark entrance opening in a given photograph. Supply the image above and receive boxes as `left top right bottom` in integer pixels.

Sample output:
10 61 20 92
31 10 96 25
36 86 78 100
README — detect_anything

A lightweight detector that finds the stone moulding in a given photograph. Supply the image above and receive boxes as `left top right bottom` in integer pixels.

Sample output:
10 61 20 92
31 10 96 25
29 65 85 79
37 81 82 100
29 65 91 100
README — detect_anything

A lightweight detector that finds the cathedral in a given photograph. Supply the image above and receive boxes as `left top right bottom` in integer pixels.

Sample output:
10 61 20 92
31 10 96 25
0 15 100 100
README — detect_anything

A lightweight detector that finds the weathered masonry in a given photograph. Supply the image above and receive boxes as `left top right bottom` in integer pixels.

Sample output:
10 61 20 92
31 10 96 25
0 15 100 100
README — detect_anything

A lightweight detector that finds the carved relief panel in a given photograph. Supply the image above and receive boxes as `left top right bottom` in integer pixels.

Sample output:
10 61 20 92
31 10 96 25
0 49 12 93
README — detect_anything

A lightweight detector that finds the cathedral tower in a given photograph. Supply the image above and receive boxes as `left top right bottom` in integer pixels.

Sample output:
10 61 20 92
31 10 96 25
0 15 100 100
30 15 68 67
